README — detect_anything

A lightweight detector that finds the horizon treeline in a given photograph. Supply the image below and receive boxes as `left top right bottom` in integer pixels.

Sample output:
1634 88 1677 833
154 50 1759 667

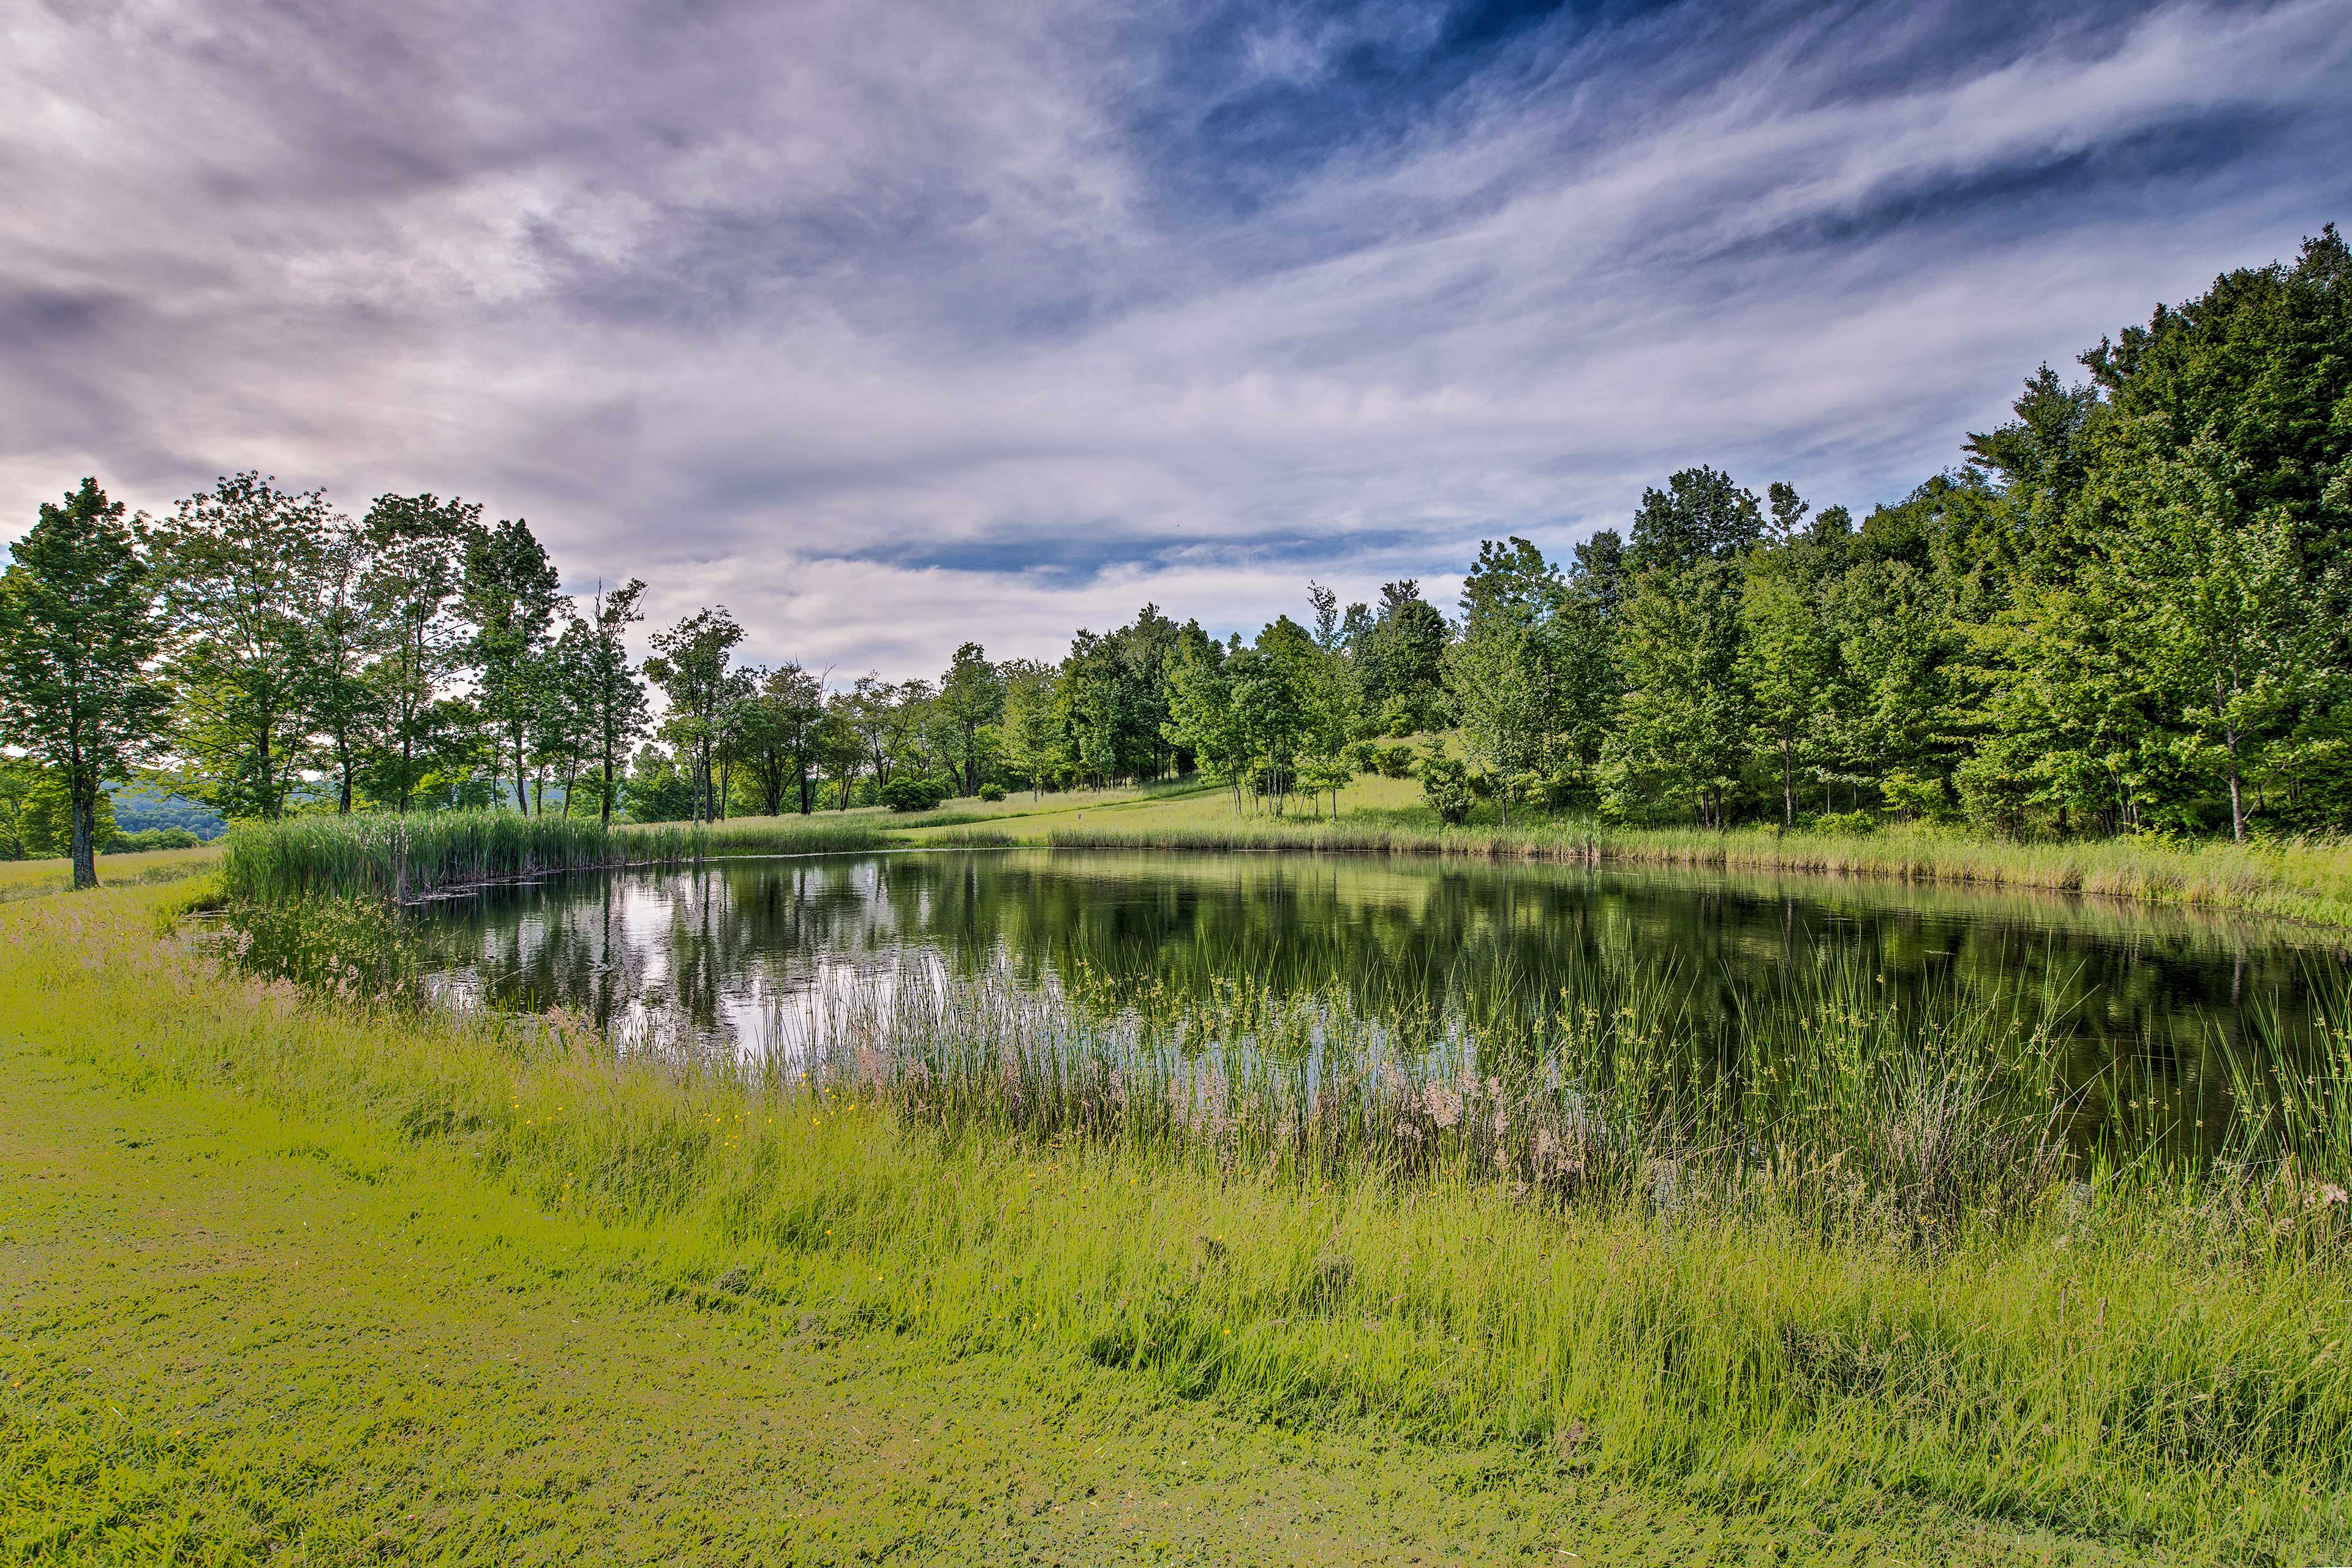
3 225 2349 872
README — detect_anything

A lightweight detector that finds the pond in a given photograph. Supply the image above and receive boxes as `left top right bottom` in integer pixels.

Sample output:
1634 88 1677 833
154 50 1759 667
408 847 2342 1155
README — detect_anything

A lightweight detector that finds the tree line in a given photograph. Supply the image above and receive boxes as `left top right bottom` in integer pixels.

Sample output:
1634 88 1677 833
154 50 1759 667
2 225 2346 888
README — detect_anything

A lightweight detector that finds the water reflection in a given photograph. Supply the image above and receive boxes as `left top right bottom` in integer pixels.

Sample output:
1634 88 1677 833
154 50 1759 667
414 846 2337 1092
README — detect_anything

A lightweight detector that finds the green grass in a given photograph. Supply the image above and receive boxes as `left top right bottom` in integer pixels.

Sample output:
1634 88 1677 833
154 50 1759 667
4 1019 2156 1567
1023 773 2352 929
0 844 221 903
7 883 2350 1564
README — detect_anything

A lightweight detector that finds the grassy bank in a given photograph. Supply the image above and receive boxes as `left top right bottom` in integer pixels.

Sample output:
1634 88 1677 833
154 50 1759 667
10 884 2350 1563
1019 777 2352 929
2 987 2154 1567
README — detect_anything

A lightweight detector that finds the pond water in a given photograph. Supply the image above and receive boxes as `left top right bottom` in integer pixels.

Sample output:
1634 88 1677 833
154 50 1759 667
410 848 2340 1125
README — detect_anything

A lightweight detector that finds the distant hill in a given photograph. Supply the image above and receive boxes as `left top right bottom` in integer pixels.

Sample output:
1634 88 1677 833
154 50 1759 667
107 783 227 842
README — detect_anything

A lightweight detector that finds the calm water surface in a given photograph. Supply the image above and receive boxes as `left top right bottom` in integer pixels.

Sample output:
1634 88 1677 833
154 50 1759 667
411 848 2339 1089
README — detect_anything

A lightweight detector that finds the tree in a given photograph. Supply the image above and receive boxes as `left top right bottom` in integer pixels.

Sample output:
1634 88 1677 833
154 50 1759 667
998 659 1062 799
306 524 375 813
1628 467 1762 576
1231 619 1316 813
571 579 650 826
16 767 122 857
1738 544 1833 826
819 693 866 809
1359 579 1449 733
728 662 826 815
154 473 334 820
1163 638 1245 810
459 517 563 812
1444 620 1551 828
935 642 1003 796
643 607 745 822
1601 558 1749 827
2120 443 2321 842
0 479 169 888
842 675 903 791
1447 539 1563 827
358 493 475 813
533 616 597 815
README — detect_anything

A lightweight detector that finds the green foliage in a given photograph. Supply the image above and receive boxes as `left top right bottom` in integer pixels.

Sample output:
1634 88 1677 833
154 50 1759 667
154 472 339 822
1417 748 1473 824
622 745 696 823
880 773 952 812
977 782 1007 802
0 478 170 888
113 827 202 851
15 768 122 856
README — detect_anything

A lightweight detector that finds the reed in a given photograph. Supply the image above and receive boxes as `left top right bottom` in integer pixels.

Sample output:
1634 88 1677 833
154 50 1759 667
217 810 893 904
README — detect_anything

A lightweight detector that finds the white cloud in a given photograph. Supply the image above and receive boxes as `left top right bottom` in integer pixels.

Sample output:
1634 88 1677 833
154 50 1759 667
2 0 2347 676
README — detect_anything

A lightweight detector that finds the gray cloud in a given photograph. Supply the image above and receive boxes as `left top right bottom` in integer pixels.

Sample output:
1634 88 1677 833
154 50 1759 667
4 0 2348 677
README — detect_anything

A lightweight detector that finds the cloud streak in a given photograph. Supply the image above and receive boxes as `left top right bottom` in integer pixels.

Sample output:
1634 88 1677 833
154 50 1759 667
4 0 2348 676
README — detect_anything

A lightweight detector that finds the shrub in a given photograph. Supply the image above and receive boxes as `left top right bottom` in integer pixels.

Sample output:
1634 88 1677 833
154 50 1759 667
977 783 1007 803
1882 771 1956 824
881 775 952 813
1418 753 1473 825
1810 810 1878 837
110 827 201 852
1370 744 1415 778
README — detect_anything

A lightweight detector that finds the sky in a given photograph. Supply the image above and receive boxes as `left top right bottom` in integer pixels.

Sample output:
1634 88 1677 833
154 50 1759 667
5 0 2350 680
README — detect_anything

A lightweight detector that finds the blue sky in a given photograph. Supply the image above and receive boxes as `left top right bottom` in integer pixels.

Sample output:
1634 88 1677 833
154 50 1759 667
4 0 2349 677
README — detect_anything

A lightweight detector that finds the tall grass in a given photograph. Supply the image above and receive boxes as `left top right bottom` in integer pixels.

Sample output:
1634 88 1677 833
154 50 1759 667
763 951 2083 1243
1044 815 2352 929
219 810 892 903
15 880 2352 1561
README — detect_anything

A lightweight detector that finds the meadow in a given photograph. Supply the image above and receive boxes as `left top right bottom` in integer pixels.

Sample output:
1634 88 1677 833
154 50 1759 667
7 867 2350 1562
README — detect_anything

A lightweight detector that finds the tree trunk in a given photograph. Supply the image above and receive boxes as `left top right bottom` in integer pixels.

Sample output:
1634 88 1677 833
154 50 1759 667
69 779 97 891
600 742 615 827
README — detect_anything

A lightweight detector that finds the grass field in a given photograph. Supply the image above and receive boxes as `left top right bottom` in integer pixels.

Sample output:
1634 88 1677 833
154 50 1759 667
5 881 2349 1564
0 844 220 903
